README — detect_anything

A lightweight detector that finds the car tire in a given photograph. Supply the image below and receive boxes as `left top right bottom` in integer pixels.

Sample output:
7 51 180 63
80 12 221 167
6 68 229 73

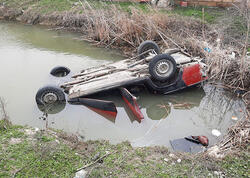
36 86 65 106
50 66 70 77
149 54 177 81
138 40 160 59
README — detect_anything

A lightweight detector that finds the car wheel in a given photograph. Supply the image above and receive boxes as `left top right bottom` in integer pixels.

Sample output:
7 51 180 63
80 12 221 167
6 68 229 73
36 86 65 106
50 66 70 77
138 40 160 59
149 54 177 81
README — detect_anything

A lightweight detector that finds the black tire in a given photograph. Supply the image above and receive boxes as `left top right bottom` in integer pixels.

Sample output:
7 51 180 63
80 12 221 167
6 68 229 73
36 86 65 106
138 40 160 59
149 54 177 81
50 66 70 77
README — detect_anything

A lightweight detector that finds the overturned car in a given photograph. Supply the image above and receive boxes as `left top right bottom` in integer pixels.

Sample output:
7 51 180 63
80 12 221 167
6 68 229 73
36 41 207 121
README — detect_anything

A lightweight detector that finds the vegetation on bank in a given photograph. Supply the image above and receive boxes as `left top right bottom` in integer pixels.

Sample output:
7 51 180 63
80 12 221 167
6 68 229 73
0 119 249 177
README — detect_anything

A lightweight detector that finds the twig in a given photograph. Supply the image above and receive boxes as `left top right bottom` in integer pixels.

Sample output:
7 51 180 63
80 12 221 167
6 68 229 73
76 151 117 172
13 167 25 178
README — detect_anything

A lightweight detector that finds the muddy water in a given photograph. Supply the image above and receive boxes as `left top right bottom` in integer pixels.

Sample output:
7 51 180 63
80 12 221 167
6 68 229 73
0 21 246 148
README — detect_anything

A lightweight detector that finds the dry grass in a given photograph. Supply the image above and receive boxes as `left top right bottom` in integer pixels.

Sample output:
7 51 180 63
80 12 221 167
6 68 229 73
43 2 248 91
0 97 11 129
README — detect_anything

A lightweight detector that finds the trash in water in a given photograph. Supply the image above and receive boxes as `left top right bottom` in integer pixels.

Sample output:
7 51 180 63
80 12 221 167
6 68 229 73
190 135 209 146
170 136 205 153
231 116 238 121
212 129 221 137
204 47 211 53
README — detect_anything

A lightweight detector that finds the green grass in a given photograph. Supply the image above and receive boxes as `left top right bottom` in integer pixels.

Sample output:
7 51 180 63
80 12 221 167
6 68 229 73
94 1 150 13
1 0 224 23
165 6 224 23
36 0 76 13
0 119 249 177
221 152 250 177
0 0 149 14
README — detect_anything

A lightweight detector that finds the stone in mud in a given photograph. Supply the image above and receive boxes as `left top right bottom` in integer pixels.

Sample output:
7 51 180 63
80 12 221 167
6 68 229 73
9 138 22 145
74 170 87 178
27 14 40 25
156 0 171 8
0 7 23 21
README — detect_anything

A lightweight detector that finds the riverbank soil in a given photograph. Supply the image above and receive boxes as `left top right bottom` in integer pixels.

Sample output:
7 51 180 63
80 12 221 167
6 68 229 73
0 120 249 177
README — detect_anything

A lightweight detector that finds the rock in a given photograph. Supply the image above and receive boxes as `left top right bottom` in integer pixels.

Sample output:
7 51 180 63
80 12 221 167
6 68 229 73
25 129 36 136
73 2 79 6
74 170 87 178
163 158 169 162
212 129 221 137
9 138 22 145
214 171 224 176
151 0 158 6
157 0 171 8
177 159 181 163
214 171 219 176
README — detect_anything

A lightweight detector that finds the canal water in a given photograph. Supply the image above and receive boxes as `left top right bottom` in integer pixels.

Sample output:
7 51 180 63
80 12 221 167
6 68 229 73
0 21 246 148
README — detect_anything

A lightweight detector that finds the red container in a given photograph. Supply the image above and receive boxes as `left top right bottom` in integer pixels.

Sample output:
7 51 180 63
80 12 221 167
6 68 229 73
180 1 188 7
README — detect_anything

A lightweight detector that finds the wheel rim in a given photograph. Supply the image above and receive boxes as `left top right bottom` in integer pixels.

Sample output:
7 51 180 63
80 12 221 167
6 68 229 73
42 92 58 104
155 60 173 78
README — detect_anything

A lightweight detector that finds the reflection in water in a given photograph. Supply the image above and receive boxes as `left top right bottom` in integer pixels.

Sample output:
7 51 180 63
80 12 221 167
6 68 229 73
37 101 66 114
2 21 123 60
138 86 205 120
0 21 247 148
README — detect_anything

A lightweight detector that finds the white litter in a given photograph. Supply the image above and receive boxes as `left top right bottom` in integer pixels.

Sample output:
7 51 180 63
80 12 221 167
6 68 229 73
212 129 221 137
74 170 87 178
163 158 169 162
169 153 176 158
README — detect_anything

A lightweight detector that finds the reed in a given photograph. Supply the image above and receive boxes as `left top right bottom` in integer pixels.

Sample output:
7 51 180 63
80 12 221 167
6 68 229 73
0 97 11 130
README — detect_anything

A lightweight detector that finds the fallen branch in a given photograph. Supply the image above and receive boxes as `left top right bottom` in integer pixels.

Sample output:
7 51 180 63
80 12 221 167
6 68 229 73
76 150 117 172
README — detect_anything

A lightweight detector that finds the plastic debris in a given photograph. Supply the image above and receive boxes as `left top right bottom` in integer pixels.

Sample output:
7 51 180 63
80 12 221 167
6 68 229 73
204 47 211 53
212 129 221 137
191 136 209 146
231 116 238 121
177 159 181 163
